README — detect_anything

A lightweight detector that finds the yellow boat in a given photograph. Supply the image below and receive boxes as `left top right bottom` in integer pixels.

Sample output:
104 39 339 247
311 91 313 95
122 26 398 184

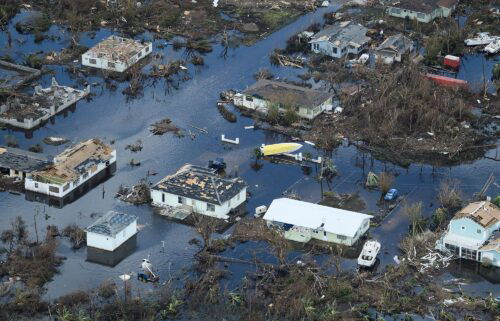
260 143 303 156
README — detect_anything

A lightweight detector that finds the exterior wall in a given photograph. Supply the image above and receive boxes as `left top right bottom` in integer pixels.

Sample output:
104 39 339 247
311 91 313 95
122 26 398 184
25 150 117 198
480 250 500 267
82 42 153 72
311 40 346 58
387 7 438 23
151 187 247 219
8 168 25 179
448 217 494 243
86 220 137 251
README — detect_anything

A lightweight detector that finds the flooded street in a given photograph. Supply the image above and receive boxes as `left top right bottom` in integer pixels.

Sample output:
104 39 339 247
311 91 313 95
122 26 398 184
0 2 499 304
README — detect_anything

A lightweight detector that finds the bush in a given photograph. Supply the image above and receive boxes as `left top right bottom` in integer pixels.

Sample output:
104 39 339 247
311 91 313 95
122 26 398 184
438 181 462 211
62 224 86 249
58 290 89 307
379 172 394 194
97 280 117 299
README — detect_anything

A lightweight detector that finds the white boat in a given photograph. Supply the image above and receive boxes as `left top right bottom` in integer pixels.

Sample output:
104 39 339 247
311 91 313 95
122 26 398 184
465 32 499 46
484 39 500 54
357 240 381 267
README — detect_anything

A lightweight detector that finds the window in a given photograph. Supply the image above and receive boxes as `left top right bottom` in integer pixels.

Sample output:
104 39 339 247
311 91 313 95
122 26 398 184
323 231 327 236
82 172 89 180
63 184 69 191
461 226 465 230
445 243 459 256
417 12 425 19
191 199 196 206
123 230 126 237
178 196 183 204
137 51 142 58
162 193 165 202
477 229 481 234
207 203 215 212
245 95 253 102
391 8 402 14
313 43 319 50
337 235 347 240
107 62 116 68
49 186 59 193
145 46 150 52
14 170 19 175
89 58 97 64
237 193 240 201
105 161 110 167
333 47 337 54
34 183 38 188
461 247 477 261
228 199 231 207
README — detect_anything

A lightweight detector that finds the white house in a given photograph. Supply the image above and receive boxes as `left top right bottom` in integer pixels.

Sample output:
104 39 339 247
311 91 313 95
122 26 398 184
438 201 500 267
25 139 116 199
0 146 51 179
309 21 370 58
82 35 153 72
86 211 138 252
373 34 414 64
151 164 247 220
387 0 458 23
233 79 334 120
263 198 373 246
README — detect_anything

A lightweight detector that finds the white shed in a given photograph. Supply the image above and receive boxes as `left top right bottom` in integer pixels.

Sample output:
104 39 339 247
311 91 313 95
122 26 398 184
263 198 372 245
86 211 138 252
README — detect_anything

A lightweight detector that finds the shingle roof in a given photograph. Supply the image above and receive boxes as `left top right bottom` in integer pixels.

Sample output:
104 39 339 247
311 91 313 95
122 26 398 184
309 21 370 48
244 79 333 109
454 201 500 228
153 164 247 205
375 34 413 54
0 146 52 173
86 211 137 237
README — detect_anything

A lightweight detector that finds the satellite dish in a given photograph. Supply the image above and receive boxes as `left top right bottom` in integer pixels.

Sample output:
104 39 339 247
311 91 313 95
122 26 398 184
119 274 131 281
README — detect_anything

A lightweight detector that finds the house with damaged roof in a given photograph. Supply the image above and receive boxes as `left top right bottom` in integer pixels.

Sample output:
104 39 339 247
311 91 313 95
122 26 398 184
438 201 500 267
233 79 334 120
151 164 247 220
25 139 116 206
373 33 414 64
0 146 52 180
309 21 370 58
387 0 458 23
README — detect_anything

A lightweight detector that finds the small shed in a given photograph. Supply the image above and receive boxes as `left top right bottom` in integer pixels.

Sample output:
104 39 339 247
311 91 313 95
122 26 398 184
86 211 138 252
263 198 372 245
373 34 414 64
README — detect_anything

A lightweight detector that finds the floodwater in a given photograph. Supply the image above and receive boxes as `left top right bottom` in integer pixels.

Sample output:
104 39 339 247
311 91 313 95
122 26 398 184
0 2 499 303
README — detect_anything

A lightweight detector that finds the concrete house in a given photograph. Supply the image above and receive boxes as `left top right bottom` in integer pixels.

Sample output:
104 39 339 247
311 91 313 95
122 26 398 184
309 21 370 58
439 201 500 267
233 80 334 120
82 35 153 73
0 146 51 179
387 0 458 23
373 34 414 64
263 198 373 246
86 211 138 266
25 139 116 204
151 164 247 220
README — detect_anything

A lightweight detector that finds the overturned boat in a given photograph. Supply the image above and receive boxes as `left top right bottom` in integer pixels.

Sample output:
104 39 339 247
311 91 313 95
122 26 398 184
358 240 381 267
484 39 500 55
465 32 499 46
260 143 302 156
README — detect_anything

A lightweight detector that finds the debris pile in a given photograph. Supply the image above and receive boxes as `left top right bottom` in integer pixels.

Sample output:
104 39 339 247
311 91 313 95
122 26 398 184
116 183 151 204
150 118 180 135
125 139 143 152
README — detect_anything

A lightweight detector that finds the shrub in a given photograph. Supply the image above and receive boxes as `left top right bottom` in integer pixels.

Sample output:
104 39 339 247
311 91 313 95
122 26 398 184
58 290 90 307
379 172 394 194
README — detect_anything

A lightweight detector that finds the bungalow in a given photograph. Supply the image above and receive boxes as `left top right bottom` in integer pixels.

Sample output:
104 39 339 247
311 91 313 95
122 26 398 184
233 79 334 120
82 35 152 73
151 164 247 220
25 139 116 203
438 201 500 267
0 146 51 179
373 34 414 64
262 198 373 246
309 21 370 58
386 0 458 23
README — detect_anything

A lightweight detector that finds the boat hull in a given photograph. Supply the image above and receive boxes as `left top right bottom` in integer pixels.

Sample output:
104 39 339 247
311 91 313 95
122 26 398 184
261 143 303 156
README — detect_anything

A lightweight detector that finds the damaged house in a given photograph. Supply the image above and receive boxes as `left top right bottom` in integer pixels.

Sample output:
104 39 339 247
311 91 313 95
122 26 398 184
263 198 373 245
0 78 89 130
151 164 247 220
373 33 414 64
438 201 500 267
309 21 370 58
25 139 116 205
82 35 153 72
387 0 458 23
233 79 334 120
0 146 51 179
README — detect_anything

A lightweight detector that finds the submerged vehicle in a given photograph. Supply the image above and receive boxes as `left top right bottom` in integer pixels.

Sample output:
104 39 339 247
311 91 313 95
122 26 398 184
384 188 398 201
465 32 499 46
208 157 227 171
484 39 500 54
358 240 381 267
260 143 302 156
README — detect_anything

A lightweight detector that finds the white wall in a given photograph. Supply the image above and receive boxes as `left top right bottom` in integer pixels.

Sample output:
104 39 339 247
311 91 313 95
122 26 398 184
87 220 137 251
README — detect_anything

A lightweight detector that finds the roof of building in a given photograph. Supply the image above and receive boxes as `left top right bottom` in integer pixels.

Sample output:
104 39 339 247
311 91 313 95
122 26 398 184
389 0 457 13
263 198 373 238
454 201 500 228
0 146 51 173
153 164 247 205
31 139 114 185
83 35 151 63
86 211 137 237
375 33 413 54
244 79 333 109
479 230 500 253
309 21 370 48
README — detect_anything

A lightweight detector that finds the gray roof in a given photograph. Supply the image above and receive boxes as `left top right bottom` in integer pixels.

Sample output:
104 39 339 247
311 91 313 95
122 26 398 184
309 22 370 48
86 211 137 237
0 146 52 173
244 80 333 109
375 34 413 54
388 0 457 13
153 164 247 205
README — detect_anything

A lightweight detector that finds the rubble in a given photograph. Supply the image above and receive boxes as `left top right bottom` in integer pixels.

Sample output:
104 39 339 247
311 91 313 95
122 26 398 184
116 182 151 205
149 118 180 135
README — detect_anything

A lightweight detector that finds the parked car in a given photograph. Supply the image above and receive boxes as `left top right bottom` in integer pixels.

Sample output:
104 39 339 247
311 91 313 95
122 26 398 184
384 188 398 201
208 158 226 171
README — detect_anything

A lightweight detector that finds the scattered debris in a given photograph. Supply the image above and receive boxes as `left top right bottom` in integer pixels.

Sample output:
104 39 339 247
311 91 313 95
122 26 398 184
221 134 239 144
125 139 143 152
150 118 180 135
117 181 151 204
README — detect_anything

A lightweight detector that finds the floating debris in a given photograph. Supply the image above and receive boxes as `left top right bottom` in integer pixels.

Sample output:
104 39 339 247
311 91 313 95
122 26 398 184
217 103 237 123
42 136 69 146
149 118 180 135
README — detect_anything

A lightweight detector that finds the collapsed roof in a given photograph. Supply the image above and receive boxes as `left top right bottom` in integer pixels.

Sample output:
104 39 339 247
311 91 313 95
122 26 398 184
309 21 370 48
153 164 246 205
0 146 52 173
375 33 413 54
454 201 500 228
83 35 151 63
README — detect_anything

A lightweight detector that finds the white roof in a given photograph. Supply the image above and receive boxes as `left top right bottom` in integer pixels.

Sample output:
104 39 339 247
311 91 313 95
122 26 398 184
263 198 372 237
